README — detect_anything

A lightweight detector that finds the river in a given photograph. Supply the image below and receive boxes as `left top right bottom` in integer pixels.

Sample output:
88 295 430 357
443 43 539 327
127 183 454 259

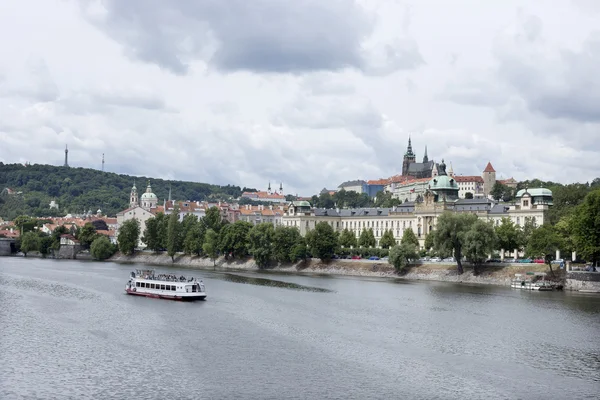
0 258 598 400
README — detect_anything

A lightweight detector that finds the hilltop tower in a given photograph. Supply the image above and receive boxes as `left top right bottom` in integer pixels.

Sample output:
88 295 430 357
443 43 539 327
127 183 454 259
422 146 428 163
482 162 497 197
401 136 416 176
102 153 105 172
279 182 283 195
130 181 139 208
267 181 272 195
64 145 69 167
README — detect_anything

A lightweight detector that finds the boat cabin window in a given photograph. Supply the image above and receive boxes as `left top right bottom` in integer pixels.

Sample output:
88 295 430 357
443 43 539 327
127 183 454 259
136 282 140 287
141 282 146 288
150 283 155 289
160 284 166 290
192 284 197 292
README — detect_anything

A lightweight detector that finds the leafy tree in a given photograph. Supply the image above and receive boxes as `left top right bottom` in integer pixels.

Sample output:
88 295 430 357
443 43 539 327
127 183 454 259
379 229 396 249
374 191 402 208
20 231 40 256
272 226 302 263
424 233 435 252
521 218 536 245
142 214 165 252
495 218 521 256
554 215 575 256
358 228 376 248
38 234 55 258
183 220 205 256
571 189 600 265
432 212 478 274
490 182 511 201
203 228 219 267
306 222 339 261
219 220 253 259
464 192 474 199
90 236 116 260
526 224 562 277
389 242 418 271
202 206 223 233
464 220 497 273
546 183 590 225
338 228 357 248
166 205 181 261
13 215 38 234
117 219 140 256
180 214 198 245
77 222 98 249
290 236 308 262
248 223 274 268
401 228 419 247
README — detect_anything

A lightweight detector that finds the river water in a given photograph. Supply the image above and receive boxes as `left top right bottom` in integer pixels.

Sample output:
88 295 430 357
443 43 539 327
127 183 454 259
0 258 598 400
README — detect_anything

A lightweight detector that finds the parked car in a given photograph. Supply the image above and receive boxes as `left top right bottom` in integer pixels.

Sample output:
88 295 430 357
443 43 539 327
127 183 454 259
517 258 533 263
572 258 586 264
381 256 389 261
368 256 380 261
486 258 501 263
533 259 545 264
351 255 361 260
551 259 564 264
430 257 442 262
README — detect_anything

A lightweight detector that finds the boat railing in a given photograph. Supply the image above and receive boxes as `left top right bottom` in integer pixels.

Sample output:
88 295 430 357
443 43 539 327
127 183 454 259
132 271 200 283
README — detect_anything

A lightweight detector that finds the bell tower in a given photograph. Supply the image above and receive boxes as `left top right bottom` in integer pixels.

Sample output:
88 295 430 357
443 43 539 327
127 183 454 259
130 181 139 208
402 136 416 176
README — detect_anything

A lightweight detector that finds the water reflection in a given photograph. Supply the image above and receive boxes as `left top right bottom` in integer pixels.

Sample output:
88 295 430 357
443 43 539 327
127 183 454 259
219 273 334 293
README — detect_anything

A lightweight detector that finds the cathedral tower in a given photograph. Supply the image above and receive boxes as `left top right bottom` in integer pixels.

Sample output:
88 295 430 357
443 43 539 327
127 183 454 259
482 162 497 197
130 181 139 208
402 136 416 176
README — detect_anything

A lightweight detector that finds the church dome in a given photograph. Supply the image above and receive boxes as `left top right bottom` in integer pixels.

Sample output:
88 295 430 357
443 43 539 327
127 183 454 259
429 175 458 191
140 181 158 201
516 188 552 198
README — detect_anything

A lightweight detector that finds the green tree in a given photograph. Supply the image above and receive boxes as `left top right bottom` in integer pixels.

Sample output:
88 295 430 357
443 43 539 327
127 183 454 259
401 228 419 247
571 189 600 265
379 229 396 249
358 228 376 248
424 233 435 252
20 231 40 256
202 206 223 233
166 205 181 261
142 215 162 252
219 220 253 259
389 242 418 271
290 236 308 262
433 212 478 274
90 236 116 260
117 219 140 256
338 228 357 248
13 215 38 234
38 234 55 258
526 224 562 277
464 220 497 273
183 220 205 256
306 222 339 261
464 192 474 199
248 223 274 268
203 228 219 267
77 222 98 249
495 218 521 256
272 225 303 263
490 182 511 201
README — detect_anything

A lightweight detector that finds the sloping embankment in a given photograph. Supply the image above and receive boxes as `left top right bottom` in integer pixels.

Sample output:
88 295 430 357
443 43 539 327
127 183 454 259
109 252 557 288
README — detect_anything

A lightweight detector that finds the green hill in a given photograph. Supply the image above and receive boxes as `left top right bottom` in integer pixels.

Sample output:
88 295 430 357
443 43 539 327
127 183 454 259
0 163 251 220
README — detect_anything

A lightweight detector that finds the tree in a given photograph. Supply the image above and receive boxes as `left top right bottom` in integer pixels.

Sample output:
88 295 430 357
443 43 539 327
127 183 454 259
464 192 474 199
490 182 510 201
389 242 419 271
183 220 205 256
306 222 339 261
90 236 116 260
338 228 357 248
117 219 140 256
202 207 223 233
20 231 39 256
166 205 181 261
424 233 435 252
433 212 478 274
379 229 396 249
571 189 600 265
272 226 303 263
358 228 376 248
13 215 38 234
495 218 521 257
290 236 308 262
219 220 253 259
248 223 274 268
203 228 219 268
38 234 55 258
77 222 98 249
142 213 167 252
526 224 562 277
401 228 419 247
464 220 497 273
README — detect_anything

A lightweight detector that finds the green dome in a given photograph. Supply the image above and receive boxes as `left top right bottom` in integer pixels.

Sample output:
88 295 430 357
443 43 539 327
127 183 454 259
429 175 459 190
141 192 158 200
516 188 552 198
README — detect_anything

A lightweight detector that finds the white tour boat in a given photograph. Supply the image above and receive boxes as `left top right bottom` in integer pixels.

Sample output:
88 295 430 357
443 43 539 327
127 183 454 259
125 269 207 301
510 273 554 291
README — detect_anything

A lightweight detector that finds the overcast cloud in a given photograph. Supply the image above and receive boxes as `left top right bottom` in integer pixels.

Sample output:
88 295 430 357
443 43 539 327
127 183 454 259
0 0 599 196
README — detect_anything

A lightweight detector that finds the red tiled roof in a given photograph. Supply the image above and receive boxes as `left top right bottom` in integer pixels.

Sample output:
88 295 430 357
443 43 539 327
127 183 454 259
454 175 484 183
367 179 390 185
483 162 496 173
387 175 430 185
0 229 19 238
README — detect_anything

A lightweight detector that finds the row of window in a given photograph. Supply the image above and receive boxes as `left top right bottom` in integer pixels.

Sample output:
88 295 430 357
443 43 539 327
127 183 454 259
135 282 178 291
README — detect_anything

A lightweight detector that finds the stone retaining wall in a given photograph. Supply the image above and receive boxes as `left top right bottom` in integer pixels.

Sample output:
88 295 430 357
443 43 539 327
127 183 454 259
565 272 600 292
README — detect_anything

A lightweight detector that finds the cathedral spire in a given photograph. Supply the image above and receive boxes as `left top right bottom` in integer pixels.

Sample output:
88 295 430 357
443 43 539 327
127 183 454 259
405 136 415 157
423 145 428 163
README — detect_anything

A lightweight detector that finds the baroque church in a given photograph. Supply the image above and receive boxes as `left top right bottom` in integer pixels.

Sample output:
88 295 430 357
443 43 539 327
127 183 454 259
401 137 437 179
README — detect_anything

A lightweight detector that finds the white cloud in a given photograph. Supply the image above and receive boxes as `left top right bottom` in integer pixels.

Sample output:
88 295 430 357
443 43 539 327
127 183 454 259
0 0 598 198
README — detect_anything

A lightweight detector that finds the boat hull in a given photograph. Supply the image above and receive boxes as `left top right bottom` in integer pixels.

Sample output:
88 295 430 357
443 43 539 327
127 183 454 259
125 288 206 301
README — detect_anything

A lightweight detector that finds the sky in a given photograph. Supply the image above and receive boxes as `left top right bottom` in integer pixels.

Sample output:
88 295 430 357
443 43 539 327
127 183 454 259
1 0 599 196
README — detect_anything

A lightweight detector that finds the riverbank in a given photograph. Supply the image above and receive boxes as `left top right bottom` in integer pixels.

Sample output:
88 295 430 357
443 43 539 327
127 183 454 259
109 252 558 288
